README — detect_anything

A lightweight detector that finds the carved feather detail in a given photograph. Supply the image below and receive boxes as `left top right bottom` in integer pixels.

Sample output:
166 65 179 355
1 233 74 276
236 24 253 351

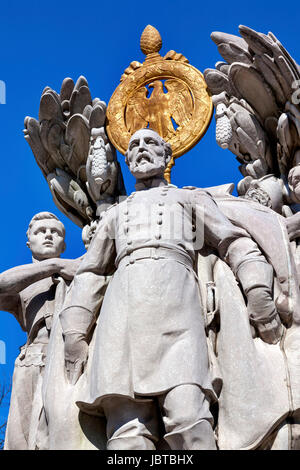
24 76 126 227
204 25 300 195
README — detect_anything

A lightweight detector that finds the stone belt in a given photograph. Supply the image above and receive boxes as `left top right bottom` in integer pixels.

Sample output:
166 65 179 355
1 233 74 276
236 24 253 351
116 246 194 269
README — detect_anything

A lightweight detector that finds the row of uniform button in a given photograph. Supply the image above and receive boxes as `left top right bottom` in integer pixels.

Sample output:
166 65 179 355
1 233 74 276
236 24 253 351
124 186 170 242
158 187 168 234
156 188 166 239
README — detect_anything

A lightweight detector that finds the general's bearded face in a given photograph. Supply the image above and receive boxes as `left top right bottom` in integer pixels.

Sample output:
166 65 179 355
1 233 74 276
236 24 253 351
27 219 65 260
127 129 166 179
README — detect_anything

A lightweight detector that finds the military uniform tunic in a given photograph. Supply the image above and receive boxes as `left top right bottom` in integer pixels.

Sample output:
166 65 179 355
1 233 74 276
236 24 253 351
4 277 63 449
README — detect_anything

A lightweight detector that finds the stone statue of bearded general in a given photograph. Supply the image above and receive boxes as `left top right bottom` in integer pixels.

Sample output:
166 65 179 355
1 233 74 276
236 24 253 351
60 128 282 450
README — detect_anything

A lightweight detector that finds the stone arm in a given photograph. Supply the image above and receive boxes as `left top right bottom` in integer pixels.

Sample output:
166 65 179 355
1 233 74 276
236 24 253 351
60 209 116 384
0 257 83 325
192 190 282 344
0 258 82 296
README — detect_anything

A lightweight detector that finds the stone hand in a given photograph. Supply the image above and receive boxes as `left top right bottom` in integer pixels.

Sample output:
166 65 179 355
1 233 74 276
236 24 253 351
247 287 283 344
236 259 283 344
285 212 300 241
54 256 84 281
64 332 89 385
253 315 283 345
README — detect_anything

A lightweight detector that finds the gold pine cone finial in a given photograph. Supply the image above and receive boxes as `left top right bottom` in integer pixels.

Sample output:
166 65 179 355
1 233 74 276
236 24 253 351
140 25 162 56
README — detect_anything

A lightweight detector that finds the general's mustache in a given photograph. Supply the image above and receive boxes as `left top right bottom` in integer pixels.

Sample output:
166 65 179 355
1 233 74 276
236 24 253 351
135 152 154 164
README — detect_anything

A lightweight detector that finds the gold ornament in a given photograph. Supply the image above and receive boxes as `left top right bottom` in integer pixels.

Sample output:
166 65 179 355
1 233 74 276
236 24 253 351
106 25 213 182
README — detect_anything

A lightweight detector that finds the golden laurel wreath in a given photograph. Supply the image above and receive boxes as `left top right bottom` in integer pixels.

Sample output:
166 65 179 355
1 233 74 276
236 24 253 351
106 25 213 181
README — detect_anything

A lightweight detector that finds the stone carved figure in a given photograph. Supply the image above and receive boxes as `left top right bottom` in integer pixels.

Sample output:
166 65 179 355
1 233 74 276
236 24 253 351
0 212 81 449
195 187 300 449
59 129 285 450
203 25 300 449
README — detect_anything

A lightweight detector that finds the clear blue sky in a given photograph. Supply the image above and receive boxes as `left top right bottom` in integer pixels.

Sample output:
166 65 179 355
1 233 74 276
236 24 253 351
0 0 300 428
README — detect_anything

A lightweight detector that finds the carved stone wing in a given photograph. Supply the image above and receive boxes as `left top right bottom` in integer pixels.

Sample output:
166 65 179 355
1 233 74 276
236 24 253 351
24 76 126 228
47 168 93 227
64 114 90 179
24 116 56 178
204 25 300 206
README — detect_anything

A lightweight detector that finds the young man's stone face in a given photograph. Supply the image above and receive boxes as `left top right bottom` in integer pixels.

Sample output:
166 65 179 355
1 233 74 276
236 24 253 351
27 219 65 260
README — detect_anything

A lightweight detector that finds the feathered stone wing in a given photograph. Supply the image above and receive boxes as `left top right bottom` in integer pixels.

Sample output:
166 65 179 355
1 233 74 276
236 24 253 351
204 25 300 191
24 76 123 228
